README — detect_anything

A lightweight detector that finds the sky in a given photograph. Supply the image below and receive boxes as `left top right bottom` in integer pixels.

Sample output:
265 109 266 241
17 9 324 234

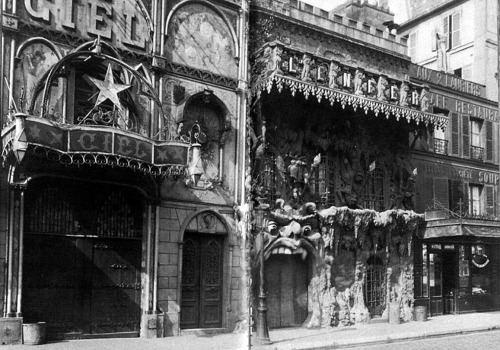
302 0 409 23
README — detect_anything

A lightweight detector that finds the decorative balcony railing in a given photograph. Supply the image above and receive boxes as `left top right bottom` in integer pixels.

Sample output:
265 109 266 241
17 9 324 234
434 138 448 155
251 41 448 131
470 145 484 161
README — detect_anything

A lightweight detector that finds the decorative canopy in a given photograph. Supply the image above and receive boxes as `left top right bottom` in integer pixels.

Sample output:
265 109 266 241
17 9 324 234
251 42 448 131
253 73 448 130
1 115 188 176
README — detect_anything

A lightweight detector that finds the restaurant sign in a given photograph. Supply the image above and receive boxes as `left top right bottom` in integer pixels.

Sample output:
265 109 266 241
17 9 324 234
6 118 188 168
21 0 150 50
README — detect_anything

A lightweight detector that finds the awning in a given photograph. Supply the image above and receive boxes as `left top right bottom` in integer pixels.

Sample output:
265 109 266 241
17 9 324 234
1 115 189 176
424 219 500 239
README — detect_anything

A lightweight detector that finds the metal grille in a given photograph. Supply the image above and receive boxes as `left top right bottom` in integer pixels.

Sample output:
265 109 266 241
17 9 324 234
363 168 385 211
310 156 335 208
470 145 484 161
25 179 142 238
434 138 448 155
364 259 386 317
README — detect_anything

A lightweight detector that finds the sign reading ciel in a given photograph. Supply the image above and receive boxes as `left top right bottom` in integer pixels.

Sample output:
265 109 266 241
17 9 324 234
23 0 148 49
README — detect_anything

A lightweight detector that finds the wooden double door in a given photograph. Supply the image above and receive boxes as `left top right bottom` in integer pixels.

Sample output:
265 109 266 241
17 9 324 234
181 233 223 329
265 254 309 328
23 235 142 338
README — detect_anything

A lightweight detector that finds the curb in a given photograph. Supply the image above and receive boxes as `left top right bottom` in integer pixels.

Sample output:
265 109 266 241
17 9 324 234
276 325 500 350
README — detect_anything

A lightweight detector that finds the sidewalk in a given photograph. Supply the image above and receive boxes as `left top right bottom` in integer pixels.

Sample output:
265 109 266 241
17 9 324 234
251 311 500 350
2 312 500 349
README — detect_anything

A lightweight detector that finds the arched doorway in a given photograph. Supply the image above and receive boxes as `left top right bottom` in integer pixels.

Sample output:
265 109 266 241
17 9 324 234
180 212 226 329
22 177 144 338
265 253 309 328
364 255 386 318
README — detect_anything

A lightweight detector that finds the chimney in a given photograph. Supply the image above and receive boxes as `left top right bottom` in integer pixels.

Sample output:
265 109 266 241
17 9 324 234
332 0 395 29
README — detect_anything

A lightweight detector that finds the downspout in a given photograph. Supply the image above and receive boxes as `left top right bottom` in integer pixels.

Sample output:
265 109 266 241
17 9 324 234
153 205 159 312
6 189 14 316
16 187 25 316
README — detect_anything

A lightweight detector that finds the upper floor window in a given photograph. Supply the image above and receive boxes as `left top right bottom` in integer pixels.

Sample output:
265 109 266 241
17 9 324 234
470 118 484 161
443 12 461 50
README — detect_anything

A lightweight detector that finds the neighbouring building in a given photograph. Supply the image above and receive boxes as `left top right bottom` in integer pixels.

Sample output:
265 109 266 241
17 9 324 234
398 0 498 102
0 0 249 342
399 0 500 316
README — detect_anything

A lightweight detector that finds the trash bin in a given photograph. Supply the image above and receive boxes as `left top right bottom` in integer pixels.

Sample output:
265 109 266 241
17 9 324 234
389 302 400 324
23 322 46 345
415 305 428 322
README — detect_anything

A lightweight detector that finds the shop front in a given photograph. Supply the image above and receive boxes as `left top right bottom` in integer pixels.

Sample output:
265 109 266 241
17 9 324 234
415 220 500 315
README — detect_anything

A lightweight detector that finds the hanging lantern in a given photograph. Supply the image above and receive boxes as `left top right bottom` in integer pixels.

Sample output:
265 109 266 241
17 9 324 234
189 142 204 185
13 113 28 163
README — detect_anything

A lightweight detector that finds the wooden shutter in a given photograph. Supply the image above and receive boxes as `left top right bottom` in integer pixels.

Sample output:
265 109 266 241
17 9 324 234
462 114 470 158
450 112 459 156
449 179 468 213
485 120 493 162
485 185 495 216
433 178 449 209
451 12 461 48
443 15 450 50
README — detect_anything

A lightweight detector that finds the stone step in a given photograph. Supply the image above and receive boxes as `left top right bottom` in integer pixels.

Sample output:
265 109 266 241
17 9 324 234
181 328 227 336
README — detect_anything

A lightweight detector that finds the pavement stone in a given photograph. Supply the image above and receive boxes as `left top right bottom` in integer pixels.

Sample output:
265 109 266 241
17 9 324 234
1 312 500 349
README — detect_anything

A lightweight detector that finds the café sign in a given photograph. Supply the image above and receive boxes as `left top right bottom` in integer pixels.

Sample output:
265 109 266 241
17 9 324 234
22 0 149 50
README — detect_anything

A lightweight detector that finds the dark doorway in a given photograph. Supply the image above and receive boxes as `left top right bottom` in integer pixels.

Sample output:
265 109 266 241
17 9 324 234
22 178 143 338
265 254 308 328
364 256 386 317
180 233 223 329
442 250 457 314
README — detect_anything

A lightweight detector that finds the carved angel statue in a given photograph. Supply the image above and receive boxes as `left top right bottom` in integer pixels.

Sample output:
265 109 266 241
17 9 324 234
420 85 431 112
353 69 365 95
272 46 283 73
301 53 313 81
328 61 340 89
377 76 389 102
399 81 410 107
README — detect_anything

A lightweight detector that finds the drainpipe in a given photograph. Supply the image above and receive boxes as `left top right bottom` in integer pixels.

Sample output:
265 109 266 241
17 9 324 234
6 189 14 316
153 205 160 312
16 187 25 317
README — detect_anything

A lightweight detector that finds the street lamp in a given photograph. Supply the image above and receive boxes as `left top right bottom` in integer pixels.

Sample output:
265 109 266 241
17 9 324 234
254 206 271 344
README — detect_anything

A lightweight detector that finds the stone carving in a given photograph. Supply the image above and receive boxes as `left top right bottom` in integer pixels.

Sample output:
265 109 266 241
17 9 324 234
419 85 431 112
377 76 389 102
301 54 313 81
436 31 449 73
328 61 341 89
399 82 410 107
353 69 365 95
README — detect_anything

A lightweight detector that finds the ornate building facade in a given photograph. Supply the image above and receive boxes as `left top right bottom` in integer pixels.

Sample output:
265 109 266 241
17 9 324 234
248 0 500 334
0 0 248 342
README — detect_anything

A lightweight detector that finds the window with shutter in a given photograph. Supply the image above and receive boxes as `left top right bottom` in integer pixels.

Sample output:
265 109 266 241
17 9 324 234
485 120 493 162
443 12 461 50
462 114 470 158
450 112 459 155
433 178 449 210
